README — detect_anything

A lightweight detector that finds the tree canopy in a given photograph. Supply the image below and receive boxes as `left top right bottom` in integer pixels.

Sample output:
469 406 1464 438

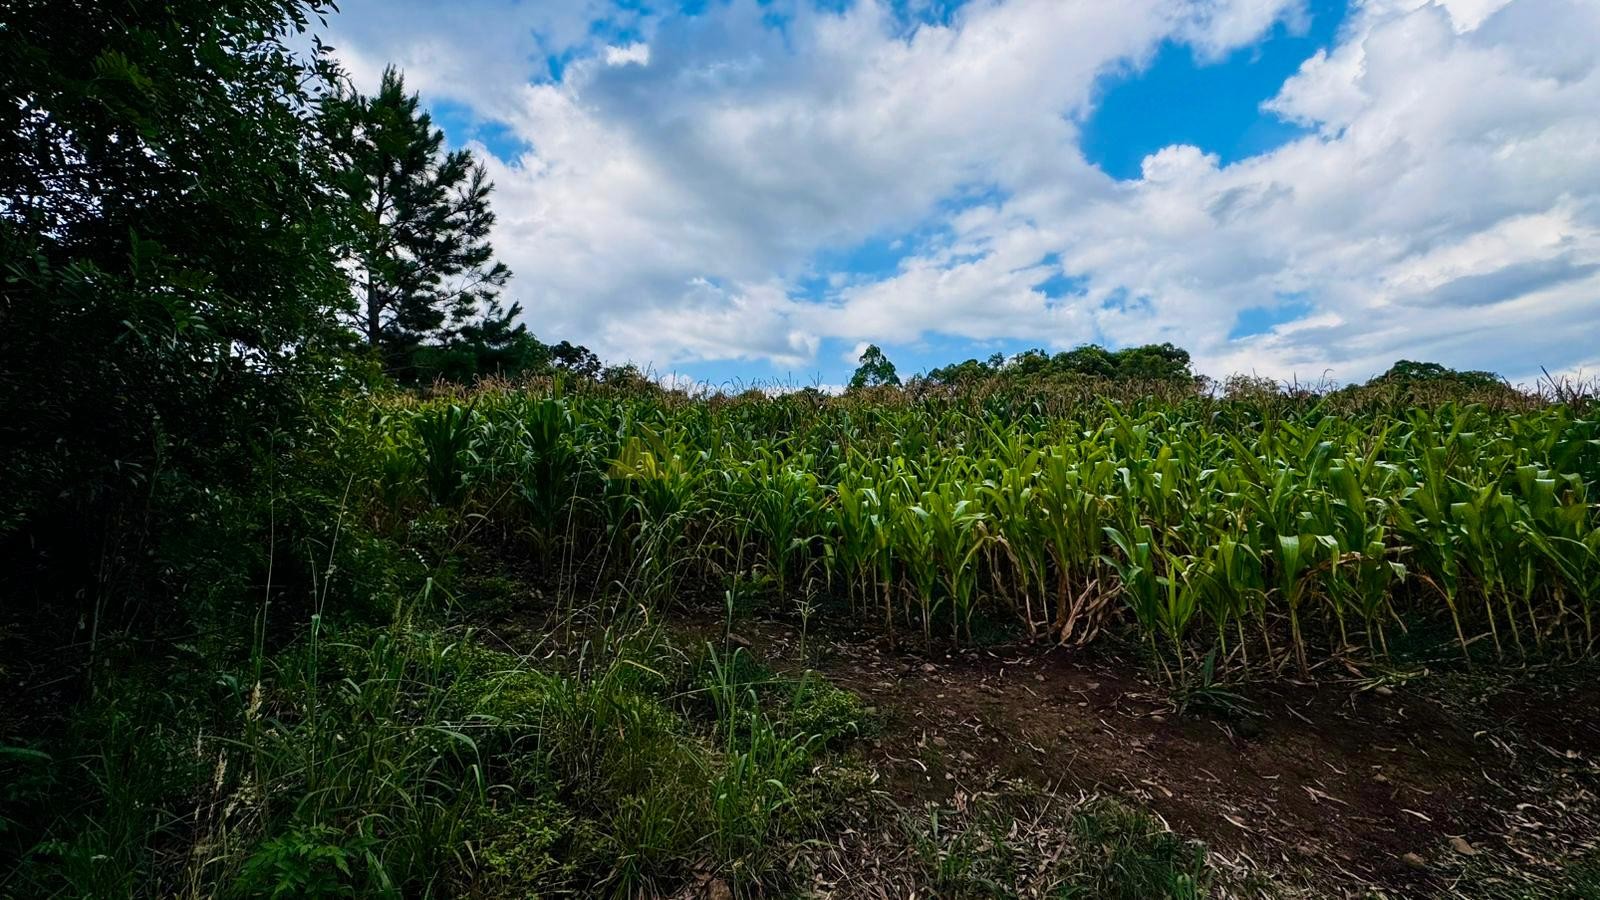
1 0 351 537
848 344 901 390
922 342 1195 386
1371 359 1505 390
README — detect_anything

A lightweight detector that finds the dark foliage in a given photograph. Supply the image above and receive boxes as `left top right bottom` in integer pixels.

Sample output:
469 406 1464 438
1372 359 1506 390
922 342 1195 386
0 0 352 630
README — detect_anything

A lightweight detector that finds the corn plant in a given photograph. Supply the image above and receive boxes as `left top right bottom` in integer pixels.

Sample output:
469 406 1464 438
370 385 1600 678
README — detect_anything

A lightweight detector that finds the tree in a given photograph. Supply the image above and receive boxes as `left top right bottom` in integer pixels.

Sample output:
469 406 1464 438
1009 349 1055 377
407 298 552 384
849 344 901 390
550 341 602 379
1112 342 1193 381
321 66 510 367
1053 344 1118 379
1374 360 1503 389
926 357 997 386
0 0 350 640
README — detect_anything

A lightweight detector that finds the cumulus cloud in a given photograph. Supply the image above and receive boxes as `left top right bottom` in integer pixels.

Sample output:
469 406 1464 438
324 0 1600 382
819 0 1600 380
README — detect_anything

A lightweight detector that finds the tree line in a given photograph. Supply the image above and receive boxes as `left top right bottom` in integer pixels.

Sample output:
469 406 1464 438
847 342 1510 395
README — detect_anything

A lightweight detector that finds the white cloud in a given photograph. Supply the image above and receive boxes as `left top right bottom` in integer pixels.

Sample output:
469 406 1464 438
326 1 635 108
814 0 1600 380
323 0 1600 382
604 43 650 67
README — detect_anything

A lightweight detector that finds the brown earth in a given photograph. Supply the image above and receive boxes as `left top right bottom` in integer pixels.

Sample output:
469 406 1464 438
662 608 1600 899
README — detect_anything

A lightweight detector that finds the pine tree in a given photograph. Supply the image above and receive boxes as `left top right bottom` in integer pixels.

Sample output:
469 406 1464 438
322 66 511 366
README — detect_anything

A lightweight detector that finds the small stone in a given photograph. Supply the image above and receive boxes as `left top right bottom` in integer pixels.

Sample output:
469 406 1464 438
1450 836 1480 856
1402 852 1428 870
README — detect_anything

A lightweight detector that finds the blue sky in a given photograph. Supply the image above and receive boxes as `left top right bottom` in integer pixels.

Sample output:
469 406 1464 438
1080 0 1347 180
326 0 1600 388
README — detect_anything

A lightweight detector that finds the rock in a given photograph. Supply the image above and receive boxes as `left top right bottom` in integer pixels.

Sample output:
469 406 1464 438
921 663 937 673
706 878 733 900
1450 836 1480 856
1402 852 1428 870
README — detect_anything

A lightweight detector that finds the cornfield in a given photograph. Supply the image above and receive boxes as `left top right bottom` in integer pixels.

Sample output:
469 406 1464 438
346 384 1600 676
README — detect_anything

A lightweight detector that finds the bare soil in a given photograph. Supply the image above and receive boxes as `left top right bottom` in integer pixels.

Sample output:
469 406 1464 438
665 607 1600 898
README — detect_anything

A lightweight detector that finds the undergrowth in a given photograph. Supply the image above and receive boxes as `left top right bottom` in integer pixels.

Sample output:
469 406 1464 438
1 606 871 897
905 785 1213 898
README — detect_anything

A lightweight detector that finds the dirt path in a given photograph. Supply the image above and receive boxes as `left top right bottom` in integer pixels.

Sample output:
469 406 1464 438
677 611 1600 898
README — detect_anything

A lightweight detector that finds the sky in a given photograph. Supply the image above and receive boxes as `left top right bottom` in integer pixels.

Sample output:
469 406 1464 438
320 0 1600 389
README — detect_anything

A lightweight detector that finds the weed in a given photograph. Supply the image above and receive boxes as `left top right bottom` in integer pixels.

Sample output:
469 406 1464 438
905 787 1214 899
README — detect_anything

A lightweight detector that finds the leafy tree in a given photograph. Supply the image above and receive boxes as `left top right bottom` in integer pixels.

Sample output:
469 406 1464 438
1053 344 1119 379
848 344 901 390
920 342 1195 387
550 341 603 379
405 330 608 386
926 357 999 385
321 65 510 367
0 0 350 558
1111 342 1193 381
1374 360 1503 389
1009 349 1055 378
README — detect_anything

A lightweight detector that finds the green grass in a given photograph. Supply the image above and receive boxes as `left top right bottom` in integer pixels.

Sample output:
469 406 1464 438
905 786 1213 898
1 614 870 897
